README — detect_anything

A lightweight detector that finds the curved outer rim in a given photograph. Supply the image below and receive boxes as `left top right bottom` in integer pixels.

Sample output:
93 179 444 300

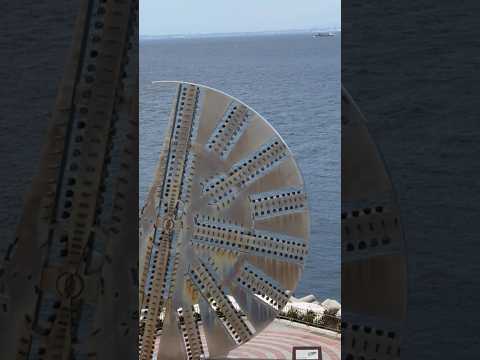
141 81 312 359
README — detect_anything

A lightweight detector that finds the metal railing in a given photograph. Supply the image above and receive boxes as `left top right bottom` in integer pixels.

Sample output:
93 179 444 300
147 307 341 334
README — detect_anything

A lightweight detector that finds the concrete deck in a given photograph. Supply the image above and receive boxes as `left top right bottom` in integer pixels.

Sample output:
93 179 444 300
226 319 340 360
154 318 340 359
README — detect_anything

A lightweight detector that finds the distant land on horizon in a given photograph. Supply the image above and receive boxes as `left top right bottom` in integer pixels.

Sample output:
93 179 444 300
140 28 341 40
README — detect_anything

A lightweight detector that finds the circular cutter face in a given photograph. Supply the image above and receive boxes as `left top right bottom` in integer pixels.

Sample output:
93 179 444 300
139 82 310 360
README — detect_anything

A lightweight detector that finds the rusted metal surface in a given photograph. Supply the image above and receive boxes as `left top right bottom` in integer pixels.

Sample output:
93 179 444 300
341 87 407 360
139 82 310 360
0 1 138 359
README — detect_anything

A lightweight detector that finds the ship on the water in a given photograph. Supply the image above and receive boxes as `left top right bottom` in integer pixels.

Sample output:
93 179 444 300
313 31 335 37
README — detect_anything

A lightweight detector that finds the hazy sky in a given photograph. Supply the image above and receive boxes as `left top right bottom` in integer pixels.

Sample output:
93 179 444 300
140 0 340 36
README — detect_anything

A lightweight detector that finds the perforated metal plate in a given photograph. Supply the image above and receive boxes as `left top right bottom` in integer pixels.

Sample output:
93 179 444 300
0 1 138 359
139 82 310 360
341 87 407 360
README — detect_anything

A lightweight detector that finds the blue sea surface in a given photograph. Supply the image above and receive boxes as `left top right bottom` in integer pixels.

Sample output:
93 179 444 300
140 33 340 301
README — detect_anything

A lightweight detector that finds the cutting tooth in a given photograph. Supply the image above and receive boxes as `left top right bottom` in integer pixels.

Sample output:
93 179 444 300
177 305 205 360
45 301 72 359
192 216 307 264
203 137 289 209
179 152 198 207
342 202 403 259
206 102 252 160
196 295 236 357
235 263 290 310
161 84 200 215
189 259 252 344
250 188 307 220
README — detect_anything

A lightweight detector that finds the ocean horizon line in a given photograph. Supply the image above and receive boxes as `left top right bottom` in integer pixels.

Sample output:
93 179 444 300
140 28 341 40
